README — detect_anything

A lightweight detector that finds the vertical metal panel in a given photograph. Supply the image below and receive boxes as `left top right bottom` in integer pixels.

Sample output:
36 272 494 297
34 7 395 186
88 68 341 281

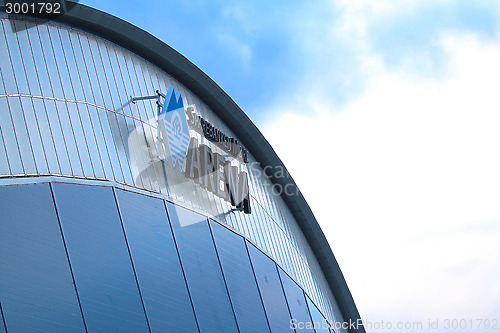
115 189 199 333
26 26 51 97
102 44 131 116
75 103 105 178
19 97 49 174
86 105 116 181
119 115 146 188
31 96 61 174
0 119 10 176
37 25 64 99
52 183 150 333
105 109 134 185
306 296 332 333
13 21 40 96
94 106 125 182
2 21 28 95
0 48 5 96
246 241 294 332
279 268 315 332
44 99 73 175
5 97 37 174
65 102 95 178
210 220 271 333
47 26 75 101
0 183 85 332
82 36 111 110
55 100 84 176
166 202 239 333
71 32 103 106
57 29 84 102
122 53 149 122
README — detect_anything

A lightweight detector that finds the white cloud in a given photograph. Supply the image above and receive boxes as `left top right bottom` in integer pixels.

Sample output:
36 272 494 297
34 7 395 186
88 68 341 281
261 32 500 330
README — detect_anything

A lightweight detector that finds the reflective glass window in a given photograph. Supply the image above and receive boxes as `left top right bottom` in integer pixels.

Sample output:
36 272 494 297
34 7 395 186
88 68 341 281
115 189 199 333
52 183 149 333
246 242 294 332
306 297 331 333
0 183 85 332
279 268 315 332
166 202 238 333
210 221 271 333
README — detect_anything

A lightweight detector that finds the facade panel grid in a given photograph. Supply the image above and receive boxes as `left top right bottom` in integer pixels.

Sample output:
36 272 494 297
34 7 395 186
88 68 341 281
0 16 342 324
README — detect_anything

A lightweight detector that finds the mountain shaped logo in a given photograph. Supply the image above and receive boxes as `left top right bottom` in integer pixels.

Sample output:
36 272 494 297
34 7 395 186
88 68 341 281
158 87 190 170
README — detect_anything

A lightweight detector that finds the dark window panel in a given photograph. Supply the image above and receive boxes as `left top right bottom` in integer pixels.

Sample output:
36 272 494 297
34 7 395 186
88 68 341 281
166 202 238 333
279 267 316 332
210 220 271 333
247 241 295 332
0 183 85 332
115 189 199 333
52 183 149 333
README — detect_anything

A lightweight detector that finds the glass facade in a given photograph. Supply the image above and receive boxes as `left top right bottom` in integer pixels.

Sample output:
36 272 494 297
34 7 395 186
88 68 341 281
0 181 332 332
0 11 349 331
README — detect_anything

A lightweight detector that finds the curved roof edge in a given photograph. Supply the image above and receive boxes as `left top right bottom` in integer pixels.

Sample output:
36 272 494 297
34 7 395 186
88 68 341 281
1 3 364 332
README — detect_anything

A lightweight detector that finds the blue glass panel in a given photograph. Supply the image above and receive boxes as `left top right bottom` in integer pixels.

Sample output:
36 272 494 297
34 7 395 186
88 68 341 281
246 242 294 332
279 268 315 332
0 183 85 332
115 189 199 333
0 302 5 333
210 221 271 333
306 297 331 333
52 183 149 333
166 202 238 333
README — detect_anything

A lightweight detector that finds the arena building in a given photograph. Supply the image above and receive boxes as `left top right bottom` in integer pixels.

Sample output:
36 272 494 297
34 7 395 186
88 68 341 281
0 3 364 332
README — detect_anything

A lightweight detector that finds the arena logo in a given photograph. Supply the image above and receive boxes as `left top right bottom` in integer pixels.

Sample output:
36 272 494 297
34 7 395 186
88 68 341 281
156 87 251 214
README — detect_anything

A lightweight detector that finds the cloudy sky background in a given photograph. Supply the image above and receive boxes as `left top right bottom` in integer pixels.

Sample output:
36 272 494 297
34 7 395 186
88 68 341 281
81 1 500 331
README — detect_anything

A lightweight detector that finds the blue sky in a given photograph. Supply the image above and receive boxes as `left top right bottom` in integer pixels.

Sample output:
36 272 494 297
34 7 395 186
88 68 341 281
80 1 500 332
80 0 500 121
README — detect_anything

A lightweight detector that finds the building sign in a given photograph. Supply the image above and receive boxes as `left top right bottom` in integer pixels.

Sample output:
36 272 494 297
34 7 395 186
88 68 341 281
156 87 251 214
